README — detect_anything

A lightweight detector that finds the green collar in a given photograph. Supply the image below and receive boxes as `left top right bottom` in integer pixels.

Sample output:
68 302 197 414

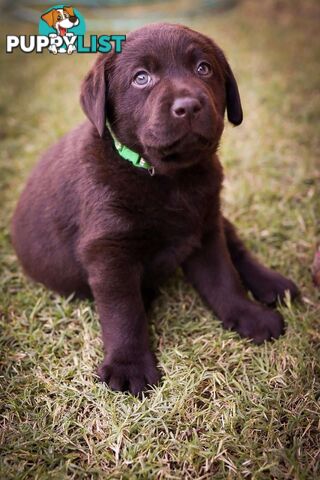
106 121 155 175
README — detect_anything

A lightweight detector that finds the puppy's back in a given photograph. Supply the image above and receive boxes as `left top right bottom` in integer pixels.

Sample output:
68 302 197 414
11 122 93 295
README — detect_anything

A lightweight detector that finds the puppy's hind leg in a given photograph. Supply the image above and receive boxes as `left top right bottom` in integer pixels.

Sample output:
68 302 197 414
182 225 285 344
223 217 299 306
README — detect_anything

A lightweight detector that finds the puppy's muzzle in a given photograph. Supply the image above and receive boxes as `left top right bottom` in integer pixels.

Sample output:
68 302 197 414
69 15 78 24
171 97 202 120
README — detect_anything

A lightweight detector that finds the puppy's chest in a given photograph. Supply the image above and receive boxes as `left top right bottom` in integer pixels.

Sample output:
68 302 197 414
162 187 209 232
143 180 217 268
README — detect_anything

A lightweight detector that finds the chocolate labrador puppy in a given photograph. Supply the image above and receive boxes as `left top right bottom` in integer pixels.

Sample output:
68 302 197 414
11 23 299 395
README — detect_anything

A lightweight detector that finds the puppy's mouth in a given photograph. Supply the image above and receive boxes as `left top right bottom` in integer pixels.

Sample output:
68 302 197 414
143 132 214 162
59 26 67 36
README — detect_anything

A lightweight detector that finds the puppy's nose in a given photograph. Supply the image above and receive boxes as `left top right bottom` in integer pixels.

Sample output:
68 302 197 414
69 15 78 23
171 97 202 119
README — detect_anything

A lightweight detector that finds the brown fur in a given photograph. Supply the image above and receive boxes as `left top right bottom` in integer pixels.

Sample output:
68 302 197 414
11 24 299 395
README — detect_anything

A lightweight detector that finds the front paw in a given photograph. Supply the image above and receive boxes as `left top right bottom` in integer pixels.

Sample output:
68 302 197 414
67 44 76 55
98 350 161 396
251 271 300 307
224 303 285 344
48 45 58 55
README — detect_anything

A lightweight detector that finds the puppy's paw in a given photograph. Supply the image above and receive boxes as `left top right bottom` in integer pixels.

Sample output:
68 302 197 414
251 272 300 307
48 45 58 55
98 350 161 396
223 303 285 344
67 44 76 55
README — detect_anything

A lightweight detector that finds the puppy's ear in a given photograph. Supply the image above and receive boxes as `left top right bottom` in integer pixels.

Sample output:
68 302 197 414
80 55 109 137
224 61 243 126
64 6 75 16
41 10 55 27
215 46 243 126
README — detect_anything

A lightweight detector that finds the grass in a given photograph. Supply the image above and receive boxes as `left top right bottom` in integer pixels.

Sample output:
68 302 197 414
0 1 320 478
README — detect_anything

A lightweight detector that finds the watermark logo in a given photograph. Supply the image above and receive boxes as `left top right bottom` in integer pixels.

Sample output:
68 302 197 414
39 5 85 54
6 4 126 55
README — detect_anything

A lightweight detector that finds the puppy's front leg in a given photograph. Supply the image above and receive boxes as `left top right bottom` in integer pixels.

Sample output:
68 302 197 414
83 254 160 395
182 225 285 344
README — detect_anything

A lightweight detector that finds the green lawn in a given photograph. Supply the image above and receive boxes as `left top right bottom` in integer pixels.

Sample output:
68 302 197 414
0 1 319 478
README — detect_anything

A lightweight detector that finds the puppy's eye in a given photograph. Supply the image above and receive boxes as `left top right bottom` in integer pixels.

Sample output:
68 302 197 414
196 62 212 77
57 15 62 20
65 13 69 18
133 71 151 88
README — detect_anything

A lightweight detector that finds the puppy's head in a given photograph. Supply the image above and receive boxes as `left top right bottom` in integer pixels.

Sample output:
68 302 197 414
81 23 243 175
41 7 79 32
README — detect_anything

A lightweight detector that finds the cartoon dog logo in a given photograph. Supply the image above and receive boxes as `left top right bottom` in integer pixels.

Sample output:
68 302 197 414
41 6 79 54
41 6 79 36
